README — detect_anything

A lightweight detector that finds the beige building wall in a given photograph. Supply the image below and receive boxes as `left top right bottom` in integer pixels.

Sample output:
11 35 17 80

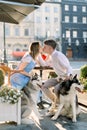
34 3 61 38
0 2 61 61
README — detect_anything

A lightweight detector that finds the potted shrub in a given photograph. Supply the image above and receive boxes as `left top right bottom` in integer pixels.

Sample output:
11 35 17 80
78 65 87 107
0 69 4 86
48 71 57 79
0 69 22 124
80 65 87 91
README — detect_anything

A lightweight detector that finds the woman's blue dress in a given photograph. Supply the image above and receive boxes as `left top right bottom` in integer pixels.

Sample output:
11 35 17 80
10 53 36 90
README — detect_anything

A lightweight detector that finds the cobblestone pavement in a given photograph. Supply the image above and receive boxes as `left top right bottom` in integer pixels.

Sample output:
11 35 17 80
0 105 87 130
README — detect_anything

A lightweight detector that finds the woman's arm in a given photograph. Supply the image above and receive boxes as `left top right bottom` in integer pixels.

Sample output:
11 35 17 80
11 62 31 77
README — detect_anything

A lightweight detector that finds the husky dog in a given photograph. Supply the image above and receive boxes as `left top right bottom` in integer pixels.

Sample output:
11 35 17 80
21 73 42 124
51 75 83 122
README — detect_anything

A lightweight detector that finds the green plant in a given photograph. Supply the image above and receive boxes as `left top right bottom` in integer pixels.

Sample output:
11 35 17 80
80 65 87 90
0 69 4 86
0 86 22 104
80 65 87 78
48 71 57 78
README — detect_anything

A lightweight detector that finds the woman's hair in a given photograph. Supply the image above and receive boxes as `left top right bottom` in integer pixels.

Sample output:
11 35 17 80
44 39 57 49
30 42 40 59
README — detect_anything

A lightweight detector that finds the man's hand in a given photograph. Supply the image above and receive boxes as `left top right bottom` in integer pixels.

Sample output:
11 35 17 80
65 74 73 80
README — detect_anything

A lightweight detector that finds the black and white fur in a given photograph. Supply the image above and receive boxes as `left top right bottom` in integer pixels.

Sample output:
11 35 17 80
52 75 83 122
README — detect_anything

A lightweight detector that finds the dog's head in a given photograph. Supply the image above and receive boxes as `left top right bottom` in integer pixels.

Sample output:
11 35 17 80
70 74 83 93
30 73 43 90
58 74 83 95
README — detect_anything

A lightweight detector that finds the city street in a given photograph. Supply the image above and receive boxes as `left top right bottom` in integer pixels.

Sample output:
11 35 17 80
70 61 87 69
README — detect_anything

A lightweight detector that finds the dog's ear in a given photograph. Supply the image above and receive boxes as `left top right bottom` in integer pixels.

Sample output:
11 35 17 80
69 74 73 80
35 73 38 76
73 74 77 79
31 73 38 80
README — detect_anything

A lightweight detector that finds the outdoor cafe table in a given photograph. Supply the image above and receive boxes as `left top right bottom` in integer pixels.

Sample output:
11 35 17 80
34 66 53 79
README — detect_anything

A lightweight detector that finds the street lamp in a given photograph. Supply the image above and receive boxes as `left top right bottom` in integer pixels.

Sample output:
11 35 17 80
76 39 79 46
75 39 79 58
68 37 71 46
84 38 86 43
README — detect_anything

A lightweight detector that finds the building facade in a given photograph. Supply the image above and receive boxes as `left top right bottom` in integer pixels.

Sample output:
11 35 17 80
0 0 87 61
61 0 87 59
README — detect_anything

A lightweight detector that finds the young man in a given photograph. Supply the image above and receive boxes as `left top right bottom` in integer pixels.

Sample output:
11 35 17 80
36 52 52 109
41 39 73 112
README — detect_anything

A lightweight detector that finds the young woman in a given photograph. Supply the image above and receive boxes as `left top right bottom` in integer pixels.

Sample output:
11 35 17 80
10 42 41 90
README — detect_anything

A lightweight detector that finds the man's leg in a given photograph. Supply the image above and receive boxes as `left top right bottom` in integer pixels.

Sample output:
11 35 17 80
41 78 58 113
42 78 58 102
37 90 44 109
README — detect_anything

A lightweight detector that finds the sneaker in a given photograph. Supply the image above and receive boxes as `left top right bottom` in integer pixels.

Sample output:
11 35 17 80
37 102 45 109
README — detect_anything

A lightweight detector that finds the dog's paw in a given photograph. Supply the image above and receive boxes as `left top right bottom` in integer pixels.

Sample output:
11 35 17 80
72 118 77 122
51 116 57 120
46 112 54 117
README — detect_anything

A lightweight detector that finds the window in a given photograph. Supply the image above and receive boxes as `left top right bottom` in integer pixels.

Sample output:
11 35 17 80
66 30 70 38
16 48 20 51
73 31 77 38
73 16 77 23
83 31 87 38
82 6 86 12
36 28 41 36
23 49 28 51
65 5 69 11
24 44 27 47
24 29 29 36
73 5 77 12
54 17 58 22
54 7 58 13
45 6 50 12
8 44 11 47
65 16 69 22
5 26 10 36
54 0 61 1
15 27 20 36
45 17 50 23
82 17 86 24
36 16 41 23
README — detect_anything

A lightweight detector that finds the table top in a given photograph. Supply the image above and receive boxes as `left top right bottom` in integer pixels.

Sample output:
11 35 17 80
34 66 53 70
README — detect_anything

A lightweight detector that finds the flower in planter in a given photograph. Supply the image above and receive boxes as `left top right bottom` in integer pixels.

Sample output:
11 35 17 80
0 86 22 104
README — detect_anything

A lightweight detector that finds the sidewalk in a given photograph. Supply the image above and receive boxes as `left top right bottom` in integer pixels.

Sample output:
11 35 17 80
0 104 87 130
0 61 87 130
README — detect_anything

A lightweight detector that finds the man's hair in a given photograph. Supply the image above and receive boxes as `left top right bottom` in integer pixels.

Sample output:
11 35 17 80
44 39 57 49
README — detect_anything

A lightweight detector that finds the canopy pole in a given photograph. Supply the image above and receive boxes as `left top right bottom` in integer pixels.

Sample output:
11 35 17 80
3 22 7 64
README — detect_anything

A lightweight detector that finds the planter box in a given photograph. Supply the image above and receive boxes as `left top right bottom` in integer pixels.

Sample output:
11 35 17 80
77 92 87 107
0 98 21 124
